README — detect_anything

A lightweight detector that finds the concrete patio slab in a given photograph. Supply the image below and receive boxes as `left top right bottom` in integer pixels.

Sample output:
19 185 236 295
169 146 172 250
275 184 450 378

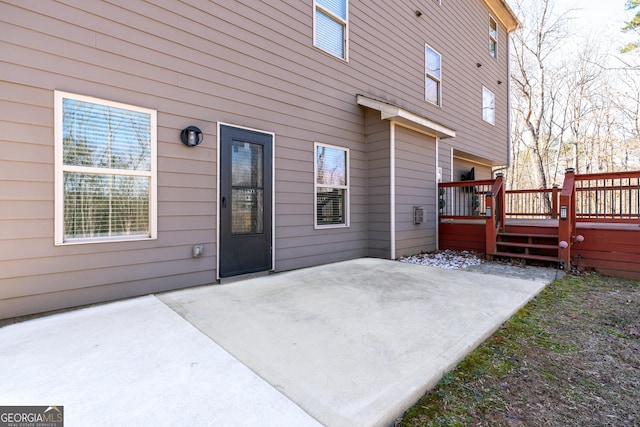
159 258 548 427
0 295 321 427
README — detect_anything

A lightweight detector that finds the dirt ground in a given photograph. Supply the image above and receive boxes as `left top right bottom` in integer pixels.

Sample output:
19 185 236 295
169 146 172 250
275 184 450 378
399 272 640 426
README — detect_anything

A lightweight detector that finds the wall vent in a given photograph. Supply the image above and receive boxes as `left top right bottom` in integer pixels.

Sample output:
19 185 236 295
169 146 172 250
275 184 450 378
413 206 424 224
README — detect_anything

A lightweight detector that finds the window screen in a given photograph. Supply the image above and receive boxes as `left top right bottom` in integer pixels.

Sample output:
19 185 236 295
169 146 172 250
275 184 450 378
56 91 157 243
315 143 349 227
314 0 348 59
482 86 496 124
425 45 442 106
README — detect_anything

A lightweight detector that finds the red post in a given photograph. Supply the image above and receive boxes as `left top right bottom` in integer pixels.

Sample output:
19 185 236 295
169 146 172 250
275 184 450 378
497 174 505 228
484 174 504 260
485 191 496 260
558 169 576 270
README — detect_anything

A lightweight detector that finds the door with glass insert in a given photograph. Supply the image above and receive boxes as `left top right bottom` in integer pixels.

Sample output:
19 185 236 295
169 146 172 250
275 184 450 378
219 125 273 278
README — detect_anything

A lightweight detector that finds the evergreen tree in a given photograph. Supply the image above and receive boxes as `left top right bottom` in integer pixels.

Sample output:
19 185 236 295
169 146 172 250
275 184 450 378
622 0 640 52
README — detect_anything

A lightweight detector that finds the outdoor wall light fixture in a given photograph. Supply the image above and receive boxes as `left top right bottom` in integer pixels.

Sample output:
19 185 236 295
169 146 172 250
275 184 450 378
180 126 203 147
485 205 492 218
560 205 568 220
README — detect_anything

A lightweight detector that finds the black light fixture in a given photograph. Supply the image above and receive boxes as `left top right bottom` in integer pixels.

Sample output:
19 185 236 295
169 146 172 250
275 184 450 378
180 126 203 147
560 205 568 220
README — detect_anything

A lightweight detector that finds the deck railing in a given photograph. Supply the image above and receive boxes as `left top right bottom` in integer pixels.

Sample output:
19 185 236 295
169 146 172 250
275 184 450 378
574 171 640 222
437 170 640 224
505 187 559 219
438 180 494 219
439 182 560 220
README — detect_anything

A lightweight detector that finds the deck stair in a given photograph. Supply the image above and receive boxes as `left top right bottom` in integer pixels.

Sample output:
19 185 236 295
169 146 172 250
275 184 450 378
491 230 559 264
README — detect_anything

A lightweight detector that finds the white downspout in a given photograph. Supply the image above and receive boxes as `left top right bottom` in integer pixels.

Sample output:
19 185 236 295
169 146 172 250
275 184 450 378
493 31 513 176
506 33 513 170
390 122 396 260
450 147 454 181
435 137 439 251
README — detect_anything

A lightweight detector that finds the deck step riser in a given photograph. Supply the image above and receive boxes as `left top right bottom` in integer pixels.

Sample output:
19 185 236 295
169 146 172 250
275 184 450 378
494 227 560 265
496 242 558 250
490 252 559 263
498 233 558 239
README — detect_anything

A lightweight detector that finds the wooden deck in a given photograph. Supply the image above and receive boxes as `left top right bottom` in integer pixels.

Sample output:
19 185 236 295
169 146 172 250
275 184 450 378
438 170 640 280
439 218 640 280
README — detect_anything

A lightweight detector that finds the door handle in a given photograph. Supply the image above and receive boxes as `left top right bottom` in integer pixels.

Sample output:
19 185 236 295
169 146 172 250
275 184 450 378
221 196 226 208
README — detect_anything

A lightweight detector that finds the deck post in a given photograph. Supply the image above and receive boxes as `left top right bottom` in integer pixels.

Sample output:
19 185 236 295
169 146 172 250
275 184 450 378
551 184 559 219
484 174 504 260
496 173 505 229
558 169 576 270
485 191 495 260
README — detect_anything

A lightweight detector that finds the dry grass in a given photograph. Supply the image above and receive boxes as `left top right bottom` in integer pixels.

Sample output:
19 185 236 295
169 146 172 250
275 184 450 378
399 273 640 426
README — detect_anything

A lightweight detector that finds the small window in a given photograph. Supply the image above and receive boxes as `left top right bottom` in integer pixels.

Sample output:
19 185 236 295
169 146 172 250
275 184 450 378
482 86 495 124
55 91 157 244
425 44 442 106
314 0 348 60
315 143 349 228
489 17 498 58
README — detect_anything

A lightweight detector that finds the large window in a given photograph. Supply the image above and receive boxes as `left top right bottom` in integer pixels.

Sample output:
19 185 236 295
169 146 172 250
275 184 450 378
425 44 442 106
55 91 157 244
489 17 498 58
315 143 349 228
482 86 496 124
314 0 348 60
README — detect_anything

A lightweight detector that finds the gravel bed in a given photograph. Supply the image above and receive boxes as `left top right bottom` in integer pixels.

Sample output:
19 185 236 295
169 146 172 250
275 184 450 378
399 250 485 270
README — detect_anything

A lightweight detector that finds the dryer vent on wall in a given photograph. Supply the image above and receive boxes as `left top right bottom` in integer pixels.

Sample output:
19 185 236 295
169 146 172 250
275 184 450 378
413 206 424 224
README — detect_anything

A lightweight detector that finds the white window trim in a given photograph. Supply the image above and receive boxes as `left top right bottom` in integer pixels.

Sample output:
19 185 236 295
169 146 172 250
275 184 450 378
489 16 498 59
314 142 350 229
313 0 349 61
482 86 496 125
54 90 158 245
425 44 442 107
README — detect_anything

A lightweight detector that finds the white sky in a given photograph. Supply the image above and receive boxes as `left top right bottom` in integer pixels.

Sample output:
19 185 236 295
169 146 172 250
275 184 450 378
569 0 636 65
572 0 629 35
508 0 636 63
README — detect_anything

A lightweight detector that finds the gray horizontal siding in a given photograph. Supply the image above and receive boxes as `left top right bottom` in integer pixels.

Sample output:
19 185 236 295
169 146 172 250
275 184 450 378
1 0 511 317
0 269 214 320
394 127 437 258
365 110 391 258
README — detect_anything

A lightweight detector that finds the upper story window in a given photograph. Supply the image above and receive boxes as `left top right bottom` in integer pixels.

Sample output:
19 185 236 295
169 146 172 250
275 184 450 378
55 91 157 244
489 17 498 58
314 0 348 60
482 86 495 124
425 44 442 106
315 142 349 228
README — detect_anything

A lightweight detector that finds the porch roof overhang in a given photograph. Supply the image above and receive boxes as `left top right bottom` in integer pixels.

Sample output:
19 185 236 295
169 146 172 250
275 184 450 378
356 95 456 139
453 149 506 167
